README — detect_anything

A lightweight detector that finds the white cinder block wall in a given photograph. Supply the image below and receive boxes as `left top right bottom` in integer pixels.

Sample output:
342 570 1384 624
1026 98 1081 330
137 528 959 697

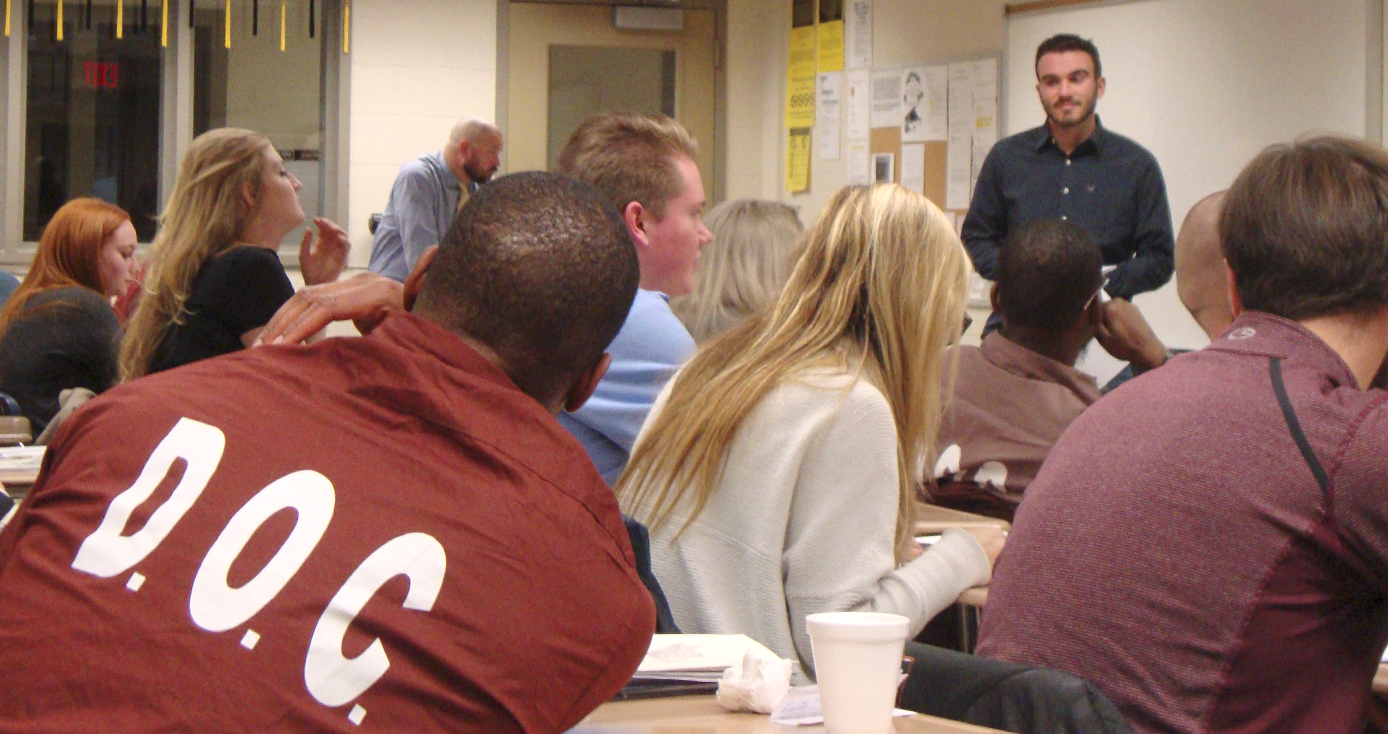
346 0 499 269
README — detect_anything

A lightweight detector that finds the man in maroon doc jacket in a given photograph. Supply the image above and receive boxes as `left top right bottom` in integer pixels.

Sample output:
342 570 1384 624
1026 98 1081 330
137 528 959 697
0 171 655 733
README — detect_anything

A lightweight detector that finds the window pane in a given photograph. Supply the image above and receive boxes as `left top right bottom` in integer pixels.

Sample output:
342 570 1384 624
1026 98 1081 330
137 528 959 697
547 46 676 171
25 1 163 241
194 0 324 248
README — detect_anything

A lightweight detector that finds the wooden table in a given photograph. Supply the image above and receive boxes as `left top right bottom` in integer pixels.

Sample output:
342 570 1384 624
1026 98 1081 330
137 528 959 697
914 504 1005 652
0 468 38 498
0 446 43 499
914 504 1010 535
572 695 1005 733
1375 663 1388 694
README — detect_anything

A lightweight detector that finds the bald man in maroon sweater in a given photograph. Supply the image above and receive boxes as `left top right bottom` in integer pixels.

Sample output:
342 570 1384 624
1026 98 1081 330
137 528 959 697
978 136 1388 734
0 172 655 733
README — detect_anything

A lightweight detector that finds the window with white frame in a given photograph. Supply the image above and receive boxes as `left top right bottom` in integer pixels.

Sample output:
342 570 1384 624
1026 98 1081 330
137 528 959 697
0 0 346 262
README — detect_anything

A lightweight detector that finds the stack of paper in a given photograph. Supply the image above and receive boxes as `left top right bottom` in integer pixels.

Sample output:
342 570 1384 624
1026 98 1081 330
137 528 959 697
633 634 775 683
0 446 44 482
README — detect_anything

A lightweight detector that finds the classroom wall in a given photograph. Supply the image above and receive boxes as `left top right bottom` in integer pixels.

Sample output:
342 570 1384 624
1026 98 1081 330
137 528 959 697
722 0 1007 344
346 0 498 269
722 0 1008 223
723 0 786 202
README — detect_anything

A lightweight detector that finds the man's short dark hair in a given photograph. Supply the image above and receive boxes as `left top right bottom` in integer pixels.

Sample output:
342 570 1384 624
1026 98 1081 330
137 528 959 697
414 171 640 404
1035 34 1102 78
1221 136 1388 322
997 219 1103 332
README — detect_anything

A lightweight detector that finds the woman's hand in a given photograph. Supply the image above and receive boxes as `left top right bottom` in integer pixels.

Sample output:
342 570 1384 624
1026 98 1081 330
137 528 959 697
964 527 1007 567
253 273 405 346
299 217 350 286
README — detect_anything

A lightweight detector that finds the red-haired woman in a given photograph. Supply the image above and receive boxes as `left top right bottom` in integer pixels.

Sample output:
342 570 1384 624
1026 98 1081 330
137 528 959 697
0 198 136 435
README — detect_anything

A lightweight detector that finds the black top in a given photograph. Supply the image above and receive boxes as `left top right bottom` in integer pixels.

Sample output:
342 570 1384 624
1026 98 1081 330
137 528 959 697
149 245 294 375
0 287 121 433
961 119 1175 301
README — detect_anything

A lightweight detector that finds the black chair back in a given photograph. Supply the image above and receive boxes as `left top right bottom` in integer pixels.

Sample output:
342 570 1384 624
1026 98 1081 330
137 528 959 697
899 642 1135 734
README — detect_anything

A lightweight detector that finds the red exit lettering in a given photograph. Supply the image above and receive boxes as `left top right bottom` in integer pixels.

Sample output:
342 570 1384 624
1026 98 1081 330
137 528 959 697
82 62 120 89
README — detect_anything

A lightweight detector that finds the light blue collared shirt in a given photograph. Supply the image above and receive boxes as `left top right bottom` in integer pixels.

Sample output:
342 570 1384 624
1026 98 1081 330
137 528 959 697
559 289 696 485
367 151 462 282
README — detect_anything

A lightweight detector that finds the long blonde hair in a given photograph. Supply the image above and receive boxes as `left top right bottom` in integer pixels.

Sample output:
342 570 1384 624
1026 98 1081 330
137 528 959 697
617 184 970 560
671 199 803 343
119 128 272 381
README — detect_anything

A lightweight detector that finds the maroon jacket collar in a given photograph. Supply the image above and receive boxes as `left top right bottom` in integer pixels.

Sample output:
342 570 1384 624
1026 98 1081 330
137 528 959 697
1205 311 1359 389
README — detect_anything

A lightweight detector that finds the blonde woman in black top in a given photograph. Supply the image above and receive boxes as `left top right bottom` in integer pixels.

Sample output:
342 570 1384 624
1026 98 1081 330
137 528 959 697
120 128 348 380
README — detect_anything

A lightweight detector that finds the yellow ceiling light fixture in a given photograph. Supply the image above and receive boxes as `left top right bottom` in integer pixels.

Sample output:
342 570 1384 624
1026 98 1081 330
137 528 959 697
161 0 167 46
278 0 284 51
55 0 62 40
223 0 229 48
341 0 348 53
116 0 123 38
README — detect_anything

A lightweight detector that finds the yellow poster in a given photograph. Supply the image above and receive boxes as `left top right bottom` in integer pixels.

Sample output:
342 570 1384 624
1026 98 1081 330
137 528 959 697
817 20 844 73
785 0 817 131
785 75 816 129
787 128 812 193
788 25 817 81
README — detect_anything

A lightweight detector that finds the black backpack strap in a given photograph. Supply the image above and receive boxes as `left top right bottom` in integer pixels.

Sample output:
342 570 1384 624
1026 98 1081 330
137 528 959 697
1270 357 1329 493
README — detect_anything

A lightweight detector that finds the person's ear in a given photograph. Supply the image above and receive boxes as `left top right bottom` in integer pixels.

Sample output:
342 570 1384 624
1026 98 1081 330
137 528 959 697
403 246 438 312
563 353 612 413
241 181 257 212
624 201 649 248
1224 260 1242 317
1096 75 1106 101
989 282 1001 312
1086 291 1105 328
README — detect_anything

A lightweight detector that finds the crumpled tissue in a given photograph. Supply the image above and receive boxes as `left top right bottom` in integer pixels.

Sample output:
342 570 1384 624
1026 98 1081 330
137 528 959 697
715 646 794 713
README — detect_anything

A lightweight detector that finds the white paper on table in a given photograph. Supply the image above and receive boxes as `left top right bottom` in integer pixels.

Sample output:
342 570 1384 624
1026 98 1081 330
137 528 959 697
638 634 773 675
0 446 45 473
845 0 872 69
900 143 925 194
924 65 949 141
844 69 871 142
946 129 973 210
900 66 928 143
769 685 915 726
817 72 842 160
846 141 871 186
870 69 903 129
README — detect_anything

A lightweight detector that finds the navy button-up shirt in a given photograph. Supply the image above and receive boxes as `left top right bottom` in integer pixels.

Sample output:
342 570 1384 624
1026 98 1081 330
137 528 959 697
961 119 1175 301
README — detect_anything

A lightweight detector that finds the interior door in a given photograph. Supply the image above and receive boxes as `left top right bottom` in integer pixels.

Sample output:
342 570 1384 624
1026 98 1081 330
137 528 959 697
506 3 716 200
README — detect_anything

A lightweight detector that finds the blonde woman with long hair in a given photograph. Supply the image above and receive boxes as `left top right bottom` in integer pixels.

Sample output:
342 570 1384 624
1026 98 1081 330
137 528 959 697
671 199 803 343
120 128 348 380
618 184 1002 674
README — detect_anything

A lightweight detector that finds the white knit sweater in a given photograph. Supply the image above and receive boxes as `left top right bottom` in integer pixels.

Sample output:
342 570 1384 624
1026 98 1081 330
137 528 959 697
633 369 992 675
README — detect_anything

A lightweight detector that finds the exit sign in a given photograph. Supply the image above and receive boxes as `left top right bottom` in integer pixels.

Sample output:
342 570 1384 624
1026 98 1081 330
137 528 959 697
82 62 119 89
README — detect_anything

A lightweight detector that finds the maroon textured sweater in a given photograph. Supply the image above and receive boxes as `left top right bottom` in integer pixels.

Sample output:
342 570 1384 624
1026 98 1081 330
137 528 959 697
978 312 1388 734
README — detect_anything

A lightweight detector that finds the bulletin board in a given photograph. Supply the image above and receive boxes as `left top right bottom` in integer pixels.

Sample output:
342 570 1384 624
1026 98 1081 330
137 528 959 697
863 56 1001 232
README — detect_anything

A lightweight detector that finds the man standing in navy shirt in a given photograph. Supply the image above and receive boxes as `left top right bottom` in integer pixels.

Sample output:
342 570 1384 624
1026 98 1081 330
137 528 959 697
963 34 1173 332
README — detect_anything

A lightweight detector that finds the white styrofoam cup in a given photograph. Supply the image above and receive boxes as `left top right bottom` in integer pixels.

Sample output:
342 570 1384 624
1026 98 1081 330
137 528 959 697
806 612 910 734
